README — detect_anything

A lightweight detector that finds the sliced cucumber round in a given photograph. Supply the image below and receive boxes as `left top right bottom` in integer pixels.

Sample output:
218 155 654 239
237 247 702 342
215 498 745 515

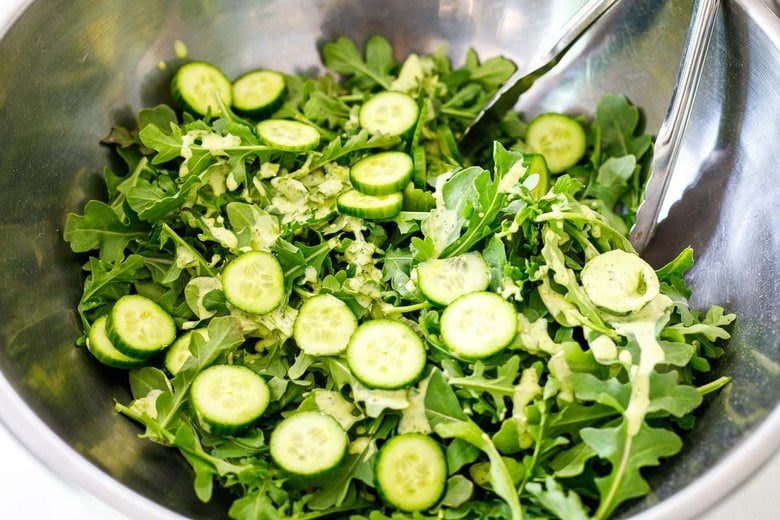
222 251 285 315
525 113 586 174
270 411 348 476
293 293 358 356
164 329 209 375
359 91 419 137
346 319 426 389
171 61 232 117
190 364 270 435
350 151 413 196
375 433 447 512
416 252 491 306
231 69 286 118
86 315 147 369
337 189 403 220
256 119 320 152
106 294 177 359
580 249 660 315
440 291 517 360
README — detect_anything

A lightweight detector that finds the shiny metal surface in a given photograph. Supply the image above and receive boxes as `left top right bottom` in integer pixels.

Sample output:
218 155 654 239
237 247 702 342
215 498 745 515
459 0 619 156
0 1 777 519
630 0 719 253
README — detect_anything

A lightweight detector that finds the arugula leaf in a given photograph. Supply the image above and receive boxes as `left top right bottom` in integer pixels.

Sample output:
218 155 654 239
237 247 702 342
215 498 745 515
425 369 523 520
322 36 393 90
64 200 148 261
582 421 682 519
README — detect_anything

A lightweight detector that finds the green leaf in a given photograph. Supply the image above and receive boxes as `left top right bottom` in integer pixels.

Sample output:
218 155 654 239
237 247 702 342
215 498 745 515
77 254 147 324
137 104 178 133
656 246 694 281
448 356 520 419
425 369 522 520
588 155 636 207
138 123 184 164
582 421 682 519
321 36 392 90
126 174 200 222
303 90 351 128
647 371 702 417
595 94 639 154
311 128 400 170
64 200 148 261
526 476 589 520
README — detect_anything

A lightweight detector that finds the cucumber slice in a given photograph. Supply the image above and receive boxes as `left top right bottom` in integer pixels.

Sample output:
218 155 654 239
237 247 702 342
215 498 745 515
293 293 357 356
270 411 348 476
349 151 413 196
231 69 286 118
346 319 426 389
86 315 147 369
580 249 660 315
164 329 209 375
375 433 447 512
222 251 285 315
190 364 270 435
256 119 320 151
520 153 550 199
359 91 419 137
337 189 403 220
525 113 586 174
440 291 517 360
171 61 232 117
106 295 177 359
416 251 491 306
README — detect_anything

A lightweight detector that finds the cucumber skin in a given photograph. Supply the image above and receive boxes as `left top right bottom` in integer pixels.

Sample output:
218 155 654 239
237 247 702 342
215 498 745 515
336 190 403 220
106 295 176 359
359 92 419 138
270 411 348 477
86 316 147 369
525 113 586 174
375 433 447 512
346 319 427 390
231 70 286 118
222 251 285 315
349 152 414 196
440 291 518 361
171 61 233 117
190 365 270 436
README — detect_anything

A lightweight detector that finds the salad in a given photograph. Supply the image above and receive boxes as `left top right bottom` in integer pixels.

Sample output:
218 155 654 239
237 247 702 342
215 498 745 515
64 36 735 520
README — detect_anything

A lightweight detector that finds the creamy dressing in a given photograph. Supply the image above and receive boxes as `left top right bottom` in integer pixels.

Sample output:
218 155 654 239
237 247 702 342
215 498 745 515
314 390 361 430
608 294 672 435
512 368 542 450
398 376 432 434
351 383 409 418
497 159 528 194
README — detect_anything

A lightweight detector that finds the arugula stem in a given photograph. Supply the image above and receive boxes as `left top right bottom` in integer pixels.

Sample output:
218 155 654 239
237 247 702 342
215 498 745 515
160 223 217 277
441 107 478 119
381 300 432 316
111 156 150 210
696 376 731 396
594 433 634 520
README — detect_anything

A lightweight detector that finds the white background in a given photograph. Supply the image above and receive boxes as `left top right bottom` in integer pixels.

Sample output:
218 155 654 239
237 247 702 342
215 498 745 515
0 0 778 518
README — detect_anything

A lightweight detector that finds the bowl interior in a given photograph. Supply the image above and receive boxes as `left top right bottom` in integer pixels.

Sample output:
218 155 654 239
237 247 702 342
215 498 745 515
0 0 778 518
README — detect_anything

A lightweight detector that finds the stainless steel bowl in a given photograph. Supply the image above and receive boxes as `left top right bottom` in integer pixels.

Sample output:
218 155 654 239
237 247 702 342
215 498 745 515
0 0 777 518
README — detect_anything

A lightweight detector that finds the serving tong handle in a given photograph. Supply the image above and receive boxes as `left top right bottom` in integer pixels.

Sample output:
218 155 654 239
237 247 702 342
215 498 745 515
630 0 720 253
